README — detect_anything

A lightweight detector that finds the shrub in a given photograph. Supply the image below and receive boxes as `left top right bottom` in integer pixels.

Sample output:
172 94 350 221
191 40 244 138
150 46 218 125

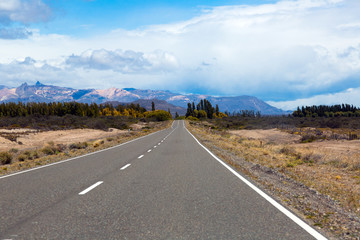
144 110 172 121
56 144 67 152
175 116 186 120
186 116 199 121
69 142 88 150
18 154 26 162
301 135 316 143
0 152 12 165
41 146 56 155
9 148 19 153
32 151 40 159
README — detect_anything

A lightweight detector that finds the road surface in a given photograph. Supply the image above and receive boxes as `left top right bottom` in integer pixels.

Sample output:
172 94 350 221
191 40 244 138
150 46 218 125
0 120 327 239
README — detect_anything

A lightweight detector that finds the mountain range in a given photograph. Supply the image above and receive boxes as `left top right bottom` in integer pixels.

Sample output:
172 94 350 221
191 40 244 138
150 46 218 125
0 82 287 115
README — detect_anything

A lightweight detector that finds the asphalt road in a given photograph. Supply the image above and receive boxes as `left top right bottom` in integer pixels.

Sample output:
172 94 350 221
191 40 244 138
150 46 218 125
0 120 327 239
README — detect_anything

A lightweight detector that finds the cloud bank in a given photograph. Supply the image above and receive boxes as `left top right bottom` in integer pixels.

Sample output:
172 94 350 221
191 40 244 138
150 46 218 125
0 0 51 39
66 49 178 73
1 0 360 109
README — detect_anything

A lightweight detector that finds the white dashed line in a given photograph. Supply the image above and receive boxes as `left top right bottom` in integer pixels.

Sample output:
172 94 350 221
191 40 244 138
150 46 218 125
79 181 103 195
147 149 152 153
158 143 161 145
120 164 131 170
138 155 144 159
154 146 157 148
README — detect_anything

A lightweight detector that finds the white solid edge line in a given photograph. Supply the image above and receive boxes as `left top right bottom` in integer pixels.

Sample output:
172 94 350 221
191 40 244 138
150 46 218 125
120 163 131 170
79 181 103 195
0 127 170 180
138 155 144 159
185 127 328 240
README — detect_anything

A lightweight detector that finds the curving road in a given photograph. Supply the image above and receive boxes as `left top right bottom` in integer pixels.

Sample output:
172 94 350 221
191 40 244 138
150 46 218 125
0 120 327 239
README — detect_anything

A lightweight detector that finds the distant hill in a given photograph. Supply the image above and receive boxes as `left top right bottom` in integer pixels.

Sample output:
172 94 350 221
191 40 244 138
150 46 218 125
0 82 287 115
132 99 187 116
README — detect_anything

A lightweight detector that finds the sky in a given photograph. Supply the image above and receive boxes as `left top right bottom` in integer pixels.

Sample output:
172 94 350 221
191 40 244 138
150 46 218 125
0 0 360 110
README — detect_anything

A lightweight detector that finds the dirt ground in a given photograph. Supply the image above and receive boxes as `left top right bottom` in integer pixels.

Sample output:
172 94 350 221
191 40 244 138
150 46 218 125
230 128 360 153
0 128 127 151
0 122 153 152
295 139 360 154
229 129 301 144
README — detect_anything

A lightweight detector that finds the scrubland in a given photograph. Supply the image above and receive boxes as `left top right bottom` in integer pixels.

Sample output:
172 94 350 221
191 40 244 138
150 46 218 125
0 121 170 176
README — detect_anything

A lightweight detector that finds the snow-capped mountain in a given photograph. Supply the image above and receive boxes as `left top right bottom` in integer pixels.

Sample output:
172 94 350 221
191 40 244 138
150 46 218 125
0 82 287 115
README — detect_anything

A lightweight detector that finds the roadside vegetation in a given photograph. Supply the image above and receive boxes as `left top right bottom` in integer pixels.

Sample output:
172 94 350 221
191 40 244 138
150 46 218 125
186 102 360 239
0 101 172 175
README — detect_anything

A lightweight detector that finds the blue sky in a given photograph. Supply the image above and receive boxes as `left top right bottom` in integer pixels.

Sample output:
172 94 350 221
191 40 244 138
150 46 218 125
40 0 276 35
1 0 360 110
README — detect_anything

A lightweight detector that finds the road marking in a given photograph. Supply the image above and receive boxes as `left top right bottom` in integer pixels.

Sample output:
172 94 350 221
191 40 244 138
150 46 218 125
154 146 157 148
120 164 131 170
161 140 164 142
0 127 169 180
138 155 144 159
185 127 328 240
79 181 103 195
147 149 152 152
158 143 161 145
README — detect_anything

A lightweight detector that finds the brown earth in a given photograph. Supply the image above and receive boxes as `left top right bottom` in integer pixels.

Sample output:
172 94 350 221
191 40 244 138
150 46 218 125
229 129 301 144
0 123 149 152
0 128 126 151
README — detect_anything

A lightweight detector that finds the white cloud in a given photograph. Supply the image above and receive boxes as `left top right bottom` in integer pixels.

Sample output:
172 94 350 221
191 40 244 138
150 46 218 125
65 49 179 73
1 0 360 106
0 0 51 24
0 0 51 39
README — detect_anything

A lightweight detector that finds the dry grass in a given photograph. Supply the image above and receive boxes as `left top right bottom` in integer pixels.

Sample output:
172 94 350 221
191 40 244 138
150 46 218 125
187 121 360 239
0 121 171 176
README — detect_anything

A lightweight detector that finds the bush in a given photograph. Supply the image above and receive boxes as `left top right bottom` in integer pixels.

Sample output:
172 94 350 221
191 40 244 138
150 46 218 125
175 116 186 120
69 142 88 150
301 135 317 143
186 116 199 121
18 154 26 162
9 148 19 153
0 152 12 165
41 146 57 155
144 110 172 121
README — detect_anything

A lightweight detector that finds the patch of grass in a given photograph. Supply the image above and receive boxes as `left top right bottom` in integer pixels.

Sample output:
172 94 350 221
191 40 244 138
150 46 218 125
9 148 19 153
350 162 360 171
301 152 322 164
0 152 12 165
